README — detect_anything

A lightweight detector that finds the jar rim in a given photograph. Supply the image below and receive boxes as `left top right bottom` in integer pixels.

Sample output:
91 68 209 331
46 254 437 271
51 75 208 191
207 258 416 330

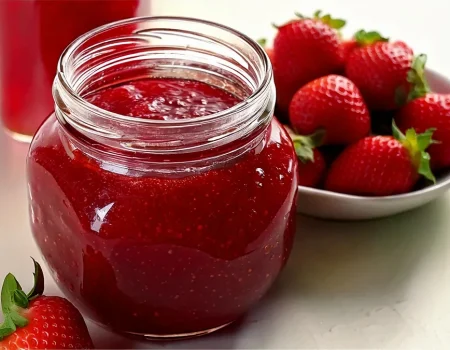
56 15 272 127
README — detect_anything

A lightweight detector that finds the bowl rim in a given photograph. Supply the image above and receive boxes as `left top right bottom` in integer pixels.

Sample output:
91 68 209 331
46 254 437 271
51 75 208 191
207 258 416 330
298 177 450 202
296 67 450 202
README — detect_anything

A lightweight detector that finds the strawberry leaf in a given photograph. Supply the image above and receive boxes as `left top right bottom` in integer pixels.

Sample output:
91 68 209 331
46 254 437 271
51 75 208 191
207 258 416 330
407 54 431 101
0 273 28 340
416 128 436 151
309 128 326 147
13 290 29 309
405 128 417 142
1 274 19 314
393 121 436 182
313 10 322 18
295 10 346 29
315 11 346 29
293 141 314 163
9 312 28 328
257 38 267 47
27 258 44 300
0 316 16 340
354 29 389 46
418 151 436 182
0 258 45 341
329 18 346 29
392 121 406 141
290 129 326 163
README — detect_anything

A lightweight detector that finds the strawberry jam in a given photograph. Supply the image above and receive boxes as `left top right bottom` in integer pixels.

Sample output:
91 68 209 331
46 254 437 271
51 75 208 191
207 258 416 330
86 78 241 120
27 17 298 338
0 0 140 139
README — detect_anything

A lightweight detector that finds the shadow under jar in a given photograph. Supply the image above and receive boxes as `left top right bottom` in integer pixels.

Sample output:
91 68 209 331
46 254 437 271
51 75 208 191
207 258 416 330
26 17 299 339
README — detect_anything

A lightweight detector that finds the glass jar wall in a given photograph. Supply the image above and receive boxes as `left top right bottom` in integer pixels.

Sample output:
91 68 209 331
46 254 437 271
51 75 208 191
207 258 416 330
26 17 299 339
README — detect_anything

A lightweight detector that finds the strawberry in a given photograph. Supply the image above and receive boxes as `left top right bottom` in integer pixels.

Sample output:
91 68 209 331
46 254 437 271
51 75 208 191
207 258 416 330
289 130 326 187
396 55 450 170
273 10 346 112
345 30 414 111
341 39 358 64
289 74 370 145
0 259 94 349
325 122 435 196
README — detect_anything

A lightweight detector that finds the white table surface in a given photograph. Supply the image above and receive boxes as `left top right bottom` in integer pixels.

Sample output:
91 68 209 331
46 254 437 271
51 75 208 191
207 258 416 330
2 0 450 348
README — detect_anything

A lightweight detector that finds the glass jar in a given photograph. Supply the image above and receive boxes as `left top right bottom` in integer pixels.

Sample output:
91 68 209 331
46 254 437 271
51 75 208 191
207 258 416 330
0 0 143 142
27 17 299 339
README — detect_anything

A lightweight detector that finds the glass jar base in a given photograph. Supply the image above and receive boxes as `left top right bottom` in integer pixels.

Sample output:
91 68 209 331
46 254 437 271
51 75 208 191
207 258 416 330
125 322 232 341
3 127 33 143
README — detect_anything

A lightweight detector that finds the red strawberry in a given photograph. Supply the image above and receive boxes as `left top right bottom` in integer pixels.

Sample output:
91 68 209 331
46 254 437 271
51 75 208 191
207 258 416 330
396 55 450 170
397 94 450 170
289 74 370 145
325 122 435 196
0 259 94 349
341 39 358 65
345 30 414 111
342 39 357 56
289 130 326 187
273 10 346 112
298 149 326 188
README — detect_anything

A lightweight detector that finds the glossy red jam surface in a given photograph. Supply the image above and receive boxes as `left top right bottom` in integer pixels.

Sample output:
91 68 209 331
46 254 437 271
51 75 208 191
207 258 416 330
86 78 240 120
0 0 139 137
27 78 298 335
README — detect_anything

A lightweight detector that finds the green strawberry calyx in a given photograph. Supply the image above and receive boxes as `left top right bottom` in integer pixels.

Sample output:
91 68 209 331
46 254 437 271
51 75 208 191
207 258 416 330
290 129 326 164
354 29 389 46
392 121 436 183
395 54 430 106
256 38 267 47
294 10 346 29
407 54 431 101
0 258 44 340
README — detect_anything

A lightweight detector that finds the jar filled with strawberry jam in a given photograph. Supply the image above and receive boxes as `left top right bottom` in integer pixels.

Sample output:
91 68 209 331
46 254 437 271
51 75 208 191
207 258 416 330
27 17 299 339
0 0 143 141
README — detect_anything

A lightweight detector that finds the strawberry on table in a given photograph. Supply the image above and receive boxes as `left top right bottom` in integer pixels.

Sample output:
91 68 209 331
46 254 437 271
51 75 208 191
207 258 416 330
396 55 450 170
289 130 326 188
0 259 94 349
345 30 414 111
325 122 435 196
273 10 346 113
289 74 370 145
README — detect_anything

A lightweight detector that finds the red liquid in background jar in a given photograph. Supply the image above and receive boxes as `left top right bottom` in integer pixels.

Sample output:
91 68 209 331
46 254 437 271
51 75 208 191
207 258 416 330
27 78 298 335
0 0 139 139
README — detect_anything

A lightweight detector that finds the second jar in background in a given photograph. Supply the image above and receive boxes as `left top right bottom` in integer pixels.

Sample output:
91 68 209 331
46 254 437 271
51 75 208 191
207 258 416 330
0 0 144 141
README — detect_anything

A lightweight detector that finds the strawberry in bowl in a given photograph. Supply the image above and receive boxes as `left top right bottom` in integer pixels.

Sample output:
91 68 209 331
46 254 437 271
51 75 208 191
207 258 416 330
260 11 450 219
272 10 346 114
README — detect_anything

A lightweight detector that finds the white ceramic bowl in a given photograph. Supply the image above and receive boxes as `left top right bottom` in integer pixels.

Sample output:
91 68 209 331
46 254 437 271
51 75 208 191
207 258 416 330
296 69 450 220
